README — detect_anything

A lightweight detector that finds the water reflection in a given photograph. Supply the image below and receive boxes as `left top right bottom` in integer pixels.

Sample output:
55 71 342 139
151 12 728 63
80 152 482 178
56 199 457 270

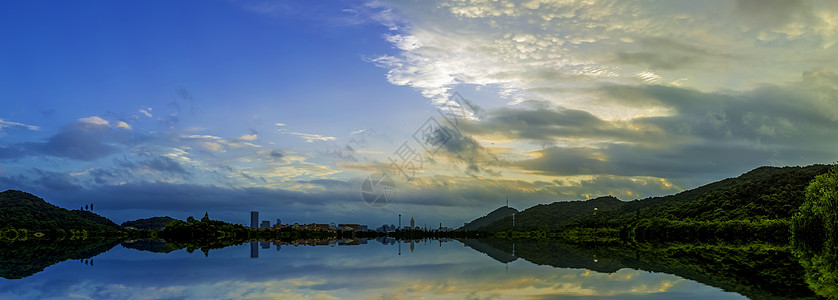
0 238 826 299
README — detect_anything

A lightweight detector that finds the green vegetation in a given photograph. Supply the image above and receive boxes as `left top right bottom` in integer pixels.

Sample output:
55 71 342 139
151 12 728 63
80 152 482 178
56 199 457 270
0 190 121 238
479 196 622 231
121 216 178 231
471 165 832 244
460 206 517 231
789 165 838 299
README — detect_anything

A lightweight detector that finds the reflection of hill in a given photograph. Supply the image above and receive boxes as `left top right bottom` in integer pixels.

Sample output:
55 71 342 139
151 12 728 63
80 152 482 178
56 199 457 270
460 238 517 263
499 240 818 300
0 238 120 279
511 240 624 273
121 239 177 253
613 244 817 300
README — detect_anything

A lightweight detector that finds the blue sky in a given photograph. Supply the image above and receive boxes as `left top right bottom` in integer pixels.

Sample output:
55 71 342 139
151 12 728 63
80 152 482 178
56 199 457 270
2 0 838 227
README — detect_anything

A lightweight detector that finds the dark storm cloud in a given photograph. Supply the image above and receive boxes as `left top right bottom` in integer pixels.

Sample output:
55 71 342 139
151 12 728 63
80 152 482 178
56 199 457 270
516 141 775 180
610 36 734 70
432 125 502 176
0 146 24 160
37 121 119 160
478 70 838 180
736 0 808 29
143 156 188 174
0 169 81 192
613 51 697 70
0 118 149 162
61 182 348 213
459 102 667 146
269 150 284 158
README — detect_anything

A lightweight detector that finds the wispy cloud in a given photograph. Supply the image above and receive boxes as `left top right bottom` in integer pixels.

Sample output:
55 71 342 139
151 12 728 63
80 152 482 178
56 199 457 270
283 131 336 143
139 108 153 118
0 118 39 131
116 121 132 130
78 116 110 126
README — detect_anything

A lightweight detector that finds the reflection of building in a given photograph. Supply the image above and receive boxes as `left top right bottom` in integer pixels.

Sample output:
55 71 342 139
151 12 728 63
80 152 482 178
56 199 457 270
250 241 259 258
260 241 270 249
260 220 270 229
251 211 259 229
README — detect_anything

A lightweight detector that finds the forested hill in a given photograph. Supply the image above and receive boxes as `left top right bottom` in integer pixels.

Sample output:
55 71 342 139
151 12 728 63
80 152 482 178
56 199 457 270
480 196 623 231
479 164 832 231
0 190 119 232
121 216 178 231
459 206 518 231
599 164 832 224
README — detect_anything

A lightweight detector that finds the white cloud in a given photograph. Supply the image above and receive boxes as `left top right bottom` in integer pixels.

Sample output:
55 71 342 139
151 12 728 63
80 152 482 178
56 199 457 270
274 122 287 126
284 131 337 143
78 116 110 126
371 0 838 120
139 108 153 118
0 118 39 131
238 134 258 141
116 121 132 130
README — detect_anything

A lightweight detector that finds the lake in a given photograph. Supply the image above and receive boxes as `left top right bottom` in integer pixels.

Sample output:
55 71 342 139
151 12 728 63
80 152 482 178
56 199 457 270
0 238 822 299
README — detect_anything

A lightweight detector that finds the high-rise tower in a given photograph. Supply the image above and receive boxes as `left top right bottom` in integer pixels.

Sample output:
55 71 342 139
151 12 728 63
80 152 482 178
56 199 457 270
250 211 259 228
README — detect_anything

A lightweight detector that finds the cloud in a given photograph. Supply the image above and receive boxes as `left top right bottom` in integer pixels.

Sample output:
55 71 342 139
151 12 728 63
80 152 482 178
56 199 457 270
429 125 502 177
283 131 336 143
78 116 110 126
371 0 838 120
502 71 838 182
139 108 153 118
142 156 189 175
0 118 40 131
237 134 258 141
116 121 132 130
269 150 284 158
36 119 122 161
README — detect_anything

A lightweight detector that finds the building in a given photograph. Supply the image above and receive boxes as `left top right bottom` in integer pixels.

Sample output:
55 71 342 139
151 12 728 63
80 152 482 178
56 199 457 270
276 218 281 226
410 217 415 229
250 211 259 229
260 220 271 229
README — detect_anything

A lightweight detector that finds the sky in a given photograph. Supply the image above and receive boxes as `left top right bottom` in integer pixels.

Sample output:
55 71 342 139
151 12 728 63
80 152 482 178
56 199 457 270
1 0 838 227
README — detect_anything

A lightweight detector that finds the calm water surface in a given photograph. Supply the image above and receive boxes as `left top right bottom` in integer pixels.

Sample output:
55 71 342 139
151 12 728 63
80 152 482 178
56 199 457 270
0 238 762 300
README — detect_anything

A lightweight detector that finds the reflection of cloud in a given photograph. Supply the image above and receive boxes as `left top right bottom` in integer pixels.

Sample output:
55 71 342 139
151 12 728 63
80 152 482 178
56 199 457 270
0 242 735 300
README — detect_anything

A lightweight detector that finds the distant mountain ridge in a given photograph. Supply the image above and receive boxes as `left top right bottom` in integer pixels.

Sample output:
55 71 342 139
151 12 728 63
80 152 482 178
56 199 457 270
0 190 119 232
459 206 518 231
